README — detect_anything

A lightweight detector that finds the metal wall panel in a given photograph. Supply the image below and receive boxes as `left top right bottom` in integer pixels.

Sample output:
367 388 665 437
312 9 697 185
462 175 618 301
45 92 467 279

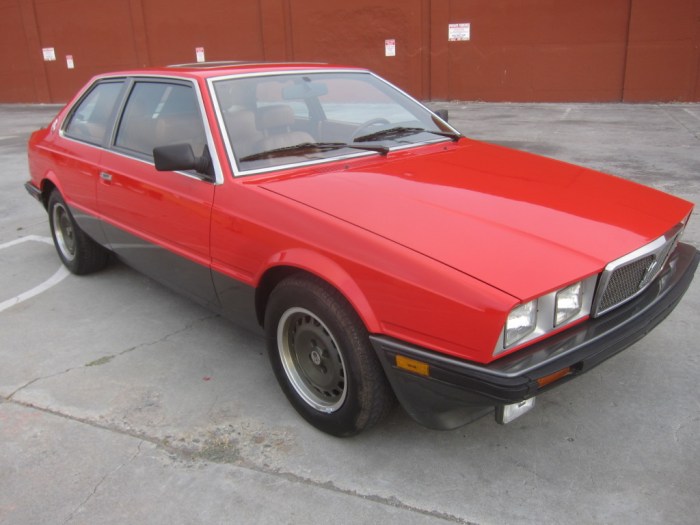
435 0 631 102
139 0 265 66
0 0 47 102
623 0 700 102
286 0 428 98
31 0 138 102
1 0 698 103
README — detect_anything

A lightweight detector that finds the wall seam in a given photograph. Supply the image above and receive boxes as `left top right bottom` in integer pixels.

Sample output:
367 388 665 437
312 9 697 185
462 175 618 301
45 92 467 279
18 0 51 102
128 0 151 67
284 0 293 61
620 0 634 102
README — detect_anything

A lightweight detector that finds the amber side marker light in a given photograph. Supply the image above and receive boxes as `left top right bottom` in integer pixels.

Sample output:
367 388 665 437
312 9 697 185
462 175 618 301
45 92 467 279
395 355 430 376
537 367 572 388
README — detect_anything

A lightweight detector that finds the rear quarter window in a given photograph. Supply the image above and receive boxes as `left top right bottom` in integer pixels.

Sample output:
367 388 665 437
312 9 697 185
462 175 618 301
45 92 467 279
64 81 124 145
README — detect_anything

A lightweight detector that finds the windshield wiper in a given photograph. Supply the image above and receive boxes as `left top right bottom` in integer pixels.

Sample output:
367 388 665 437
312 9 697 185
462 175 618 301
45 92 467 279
239 142 389 162
354 126 462 143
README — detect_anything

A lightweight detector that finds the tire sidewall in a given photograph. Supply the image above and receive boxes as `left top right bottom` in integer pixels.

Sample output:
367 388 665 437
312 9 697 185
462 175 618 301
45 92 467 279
47 190 108 275
48 191 80 273
265 277 374 437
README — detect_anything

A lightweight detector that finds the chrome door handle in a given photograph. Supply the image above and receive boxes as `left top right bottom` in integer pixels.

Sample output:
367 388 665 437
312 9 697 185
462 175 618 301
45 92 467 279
100 172 112 182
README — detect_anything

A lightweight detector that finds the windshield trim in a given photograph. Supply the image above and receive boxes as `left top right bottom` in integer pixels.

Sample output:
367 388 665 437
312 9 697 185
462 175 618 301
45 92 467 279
208 69 458 178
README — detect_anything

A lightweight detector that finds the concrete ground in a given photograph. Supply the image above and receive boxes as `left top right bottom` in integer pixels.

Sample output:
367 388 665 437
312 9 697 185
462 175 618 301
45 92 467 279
1 101 699 525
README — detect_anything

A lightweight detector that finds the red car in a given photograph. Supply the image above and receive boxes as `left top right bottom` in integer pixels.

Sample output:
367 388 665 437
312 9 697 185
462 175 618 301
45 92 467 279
26 62 698 436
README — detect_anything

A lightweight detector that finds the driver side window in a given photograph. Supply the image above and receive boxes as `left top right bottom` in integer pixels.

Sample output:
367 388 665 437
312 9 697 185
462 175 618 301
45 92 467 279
115 81 206 159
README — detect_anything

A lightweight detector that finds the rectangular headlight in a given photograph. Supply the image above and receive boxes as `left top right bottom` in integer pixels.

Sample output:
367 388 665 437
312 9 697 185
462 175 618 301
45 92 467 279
504 300 537 347
495 276 596 356
555 281 583 326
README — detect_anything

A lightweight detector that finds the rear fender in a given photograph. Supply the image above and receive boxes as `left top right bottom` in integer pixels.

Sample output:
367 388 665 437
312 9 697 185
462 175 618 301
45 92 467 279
31 170 64 208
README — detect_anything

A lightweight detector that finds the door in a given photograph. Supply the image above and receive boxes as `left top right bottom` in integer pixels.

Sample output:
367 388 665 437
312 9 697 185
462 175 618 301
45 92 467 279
97 78 218 307
57 79 125 243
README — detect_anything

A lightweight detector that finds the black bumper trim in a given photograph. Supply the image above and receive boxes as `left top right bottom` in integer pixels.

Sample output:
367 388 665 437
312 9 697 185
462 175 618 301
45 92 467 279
371 242 699 430
24 181 43 203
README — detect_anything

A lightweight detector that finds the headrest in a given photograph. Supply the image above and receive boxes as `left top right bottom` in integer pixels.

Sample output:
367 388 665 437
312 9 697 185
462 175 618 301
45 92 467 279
220 82 255 109
225 109 259 140
257 105 295 130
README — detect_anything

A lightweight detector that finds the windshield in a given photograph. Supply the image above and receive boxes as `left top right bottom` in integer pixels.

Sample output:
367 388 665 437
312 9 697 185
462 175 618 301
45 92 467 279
212 71 456 173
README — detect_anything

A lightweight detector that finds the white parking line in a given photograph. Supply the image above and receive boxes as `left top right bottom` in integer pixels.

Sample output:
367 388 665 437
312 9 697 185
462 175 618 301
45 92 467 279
0 235 54 250
0 236 69 313
682 108 699 121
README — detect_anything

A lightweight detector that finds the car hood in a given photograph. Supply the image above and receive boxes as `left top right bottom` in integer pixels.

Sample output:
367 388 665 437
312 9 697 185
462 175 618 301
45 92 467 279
260 140 692 300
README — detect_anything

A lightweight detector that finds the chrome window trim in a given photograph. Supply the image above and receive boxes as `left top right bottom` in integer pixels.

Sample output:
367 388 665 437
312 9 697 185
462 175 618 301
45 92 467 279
60 134 105 151
207 69 458 178
60 74 223 185
98 148 213 183
591 223 684 317
60 77 127 147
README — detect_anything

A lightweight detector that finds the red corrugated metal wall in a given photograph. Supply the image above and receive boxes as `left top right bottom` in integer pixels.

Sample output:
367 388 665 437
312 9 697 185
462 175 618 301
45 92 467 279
2 0 698 103
623 0 700 101
433 0 632 101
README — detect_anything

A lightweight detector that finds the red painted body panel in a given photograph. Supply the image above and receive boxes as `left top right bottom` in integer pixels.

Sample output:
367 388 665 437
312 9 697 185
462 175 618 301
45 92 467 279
28 114 99 215
259 139 693 301
209 178 512 362
25 63 696 369
98 149 214 265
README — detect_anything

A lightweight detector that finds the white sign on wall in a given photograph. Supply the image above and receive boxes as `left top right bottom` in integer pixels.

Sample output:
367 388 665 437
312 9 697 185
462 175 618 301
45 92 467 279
448 23 471 41
385 39 396 57
42 47 56 61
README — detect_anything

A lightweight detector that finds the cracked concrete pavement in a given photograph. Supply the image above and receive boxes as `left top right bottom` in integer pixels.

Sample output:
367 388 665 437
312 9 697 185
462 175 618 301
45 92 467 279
1 102 699 524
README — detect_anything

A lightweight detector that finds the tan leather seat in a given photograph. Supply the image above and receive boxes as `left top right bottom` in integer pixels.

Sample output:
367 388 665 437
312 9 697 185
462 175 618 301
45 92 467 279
256 105 314 151
154 112 206 156
223 109 264 158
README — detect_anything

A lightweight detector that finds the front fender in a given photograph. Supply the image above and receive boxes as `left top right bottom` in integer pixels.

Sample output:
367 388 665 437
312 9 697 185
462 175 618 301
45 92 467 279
259 248 381 332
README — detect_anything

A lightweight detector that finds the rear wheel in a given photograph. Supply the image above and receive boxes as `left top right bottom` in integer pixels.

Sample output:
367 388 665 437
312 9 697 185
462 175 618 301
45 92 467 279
265 275 394 437
48 191 109 275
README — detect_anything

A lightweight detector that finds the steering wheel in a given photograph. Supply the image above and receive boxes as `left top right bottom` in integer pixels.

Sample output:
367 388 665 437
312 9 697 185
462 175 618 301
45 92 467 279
351 118 391 141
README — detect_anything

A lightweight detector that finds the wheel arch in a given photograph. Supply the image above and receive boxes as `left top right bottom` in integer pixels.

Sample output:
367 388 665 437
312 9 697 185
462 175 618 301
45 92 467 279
38 173 63 208
254 250 380 334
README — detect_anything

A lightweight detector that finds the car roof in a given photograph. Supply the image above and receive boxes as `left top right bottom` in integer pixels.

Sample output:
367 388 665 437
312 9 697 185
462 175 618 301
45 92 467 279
99 61 367 81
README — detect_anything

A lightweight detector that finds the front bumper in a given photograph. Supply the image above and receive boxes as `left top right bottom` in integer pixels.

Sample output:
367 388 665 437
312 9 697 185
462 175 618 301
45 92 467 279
371 242 700 430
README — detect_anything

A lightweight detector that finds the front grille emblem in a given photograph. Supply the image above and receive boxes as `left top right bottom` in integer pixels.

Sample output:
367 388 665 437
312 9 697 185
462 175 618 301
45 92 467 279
638 259 658 290
592 223 683 317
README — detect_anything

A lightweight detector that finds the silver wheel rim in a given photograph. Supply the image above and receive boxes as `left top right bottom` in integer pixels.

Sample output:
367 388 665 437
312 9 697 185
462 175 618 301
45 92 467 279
52 202 76 262
277 307 347 413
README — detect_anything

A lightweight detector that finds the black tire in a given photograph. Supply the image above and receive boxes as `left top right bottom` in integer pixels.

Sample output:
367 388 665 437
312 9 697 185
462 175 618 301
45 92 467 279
47 190 109 275
265 274 394 437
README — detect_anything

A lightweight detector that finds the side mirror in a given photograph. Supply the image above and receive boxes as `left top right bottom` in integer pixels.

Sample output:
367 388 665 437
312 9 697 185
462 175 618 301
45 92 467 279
153 143 214 181
435 109 449 122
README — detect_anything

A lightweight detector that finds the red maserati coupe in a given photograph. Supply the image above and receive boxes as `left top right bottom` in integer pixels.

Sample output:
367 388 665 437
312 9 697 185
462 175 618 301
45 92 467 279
26 62 698 436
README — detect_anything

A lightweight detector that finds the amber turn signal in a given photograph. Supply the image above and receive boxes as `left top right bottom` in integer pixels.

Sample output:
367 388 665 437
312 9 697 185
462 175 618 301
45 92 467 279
537 367 572 388
395 355 430 376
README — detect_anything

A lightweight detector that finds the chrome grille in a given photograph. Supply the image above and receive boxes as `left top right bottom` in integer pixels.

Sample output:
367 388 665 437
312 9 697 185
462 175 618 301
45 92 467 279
596 255 655 312
592 225 682 317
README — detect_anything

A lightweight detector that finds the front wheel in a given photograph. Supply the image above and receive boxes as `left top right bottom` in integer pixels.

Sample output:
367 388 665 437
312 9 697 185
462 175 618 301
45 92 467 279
265 275 394 437
48 191 109 275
